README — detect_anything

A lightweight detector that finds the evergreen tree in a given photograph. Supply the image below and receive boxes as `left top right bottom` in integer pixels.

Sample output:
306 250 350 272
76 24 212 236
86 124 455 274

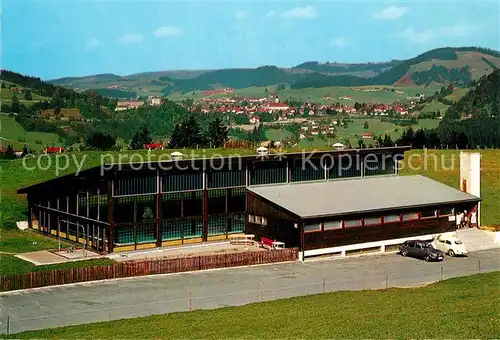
204 117 228 148
414 129 428 149
382 134 394 147
357 138 365 149
86 132 116 150
10 95 21 113
364 121 369 129
24 90 33 101
3 145 16 159
168 116 202 149
130 125 152 150
376 135 383 147
21 144 29 157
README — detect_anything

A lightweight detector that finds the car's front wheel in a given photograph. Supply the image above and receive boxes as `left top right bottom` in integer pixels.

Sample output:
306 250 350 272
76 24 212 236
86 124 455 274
448 249 455 257
424 255 430 262
401 250 408 257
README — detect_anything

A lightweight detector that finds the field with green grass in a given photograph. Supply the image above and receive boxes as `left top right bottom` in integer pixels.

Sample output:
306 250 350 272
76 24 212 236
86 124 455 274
167 85 440 104
268 118 439 147
8 272 500 339
0 85 50 106
0 116 62 151
0 228 115 276
265 128 293 141
419 100 450 115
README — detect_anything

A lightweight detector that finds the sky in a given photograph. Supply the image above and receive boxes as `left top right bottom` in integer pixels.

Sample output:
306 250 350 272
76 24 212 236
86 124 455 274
2 0 499 80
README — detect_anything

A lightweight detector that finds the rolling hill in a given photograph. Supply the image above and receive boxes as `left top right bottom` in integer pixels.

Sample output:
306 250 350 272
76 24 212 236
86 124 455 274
46 46 500 95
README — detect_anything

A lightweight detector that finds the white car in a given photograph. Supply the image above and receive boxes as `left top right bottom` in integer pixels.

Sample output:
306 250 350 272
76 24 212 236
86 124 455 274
431 234 468 257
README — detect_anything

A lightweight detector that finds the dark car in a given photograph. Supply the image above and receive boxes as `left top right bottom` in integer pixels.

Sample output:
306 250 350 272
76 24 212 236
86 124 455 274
399 240 444 262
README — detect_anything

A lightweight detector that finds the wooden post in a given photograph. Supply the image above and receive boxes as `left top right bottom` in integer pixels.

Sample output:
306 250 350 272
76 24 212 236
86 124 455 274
107 178 115 253
440 266 444 281
156 168 162 248
202 178 208 242
259 281 263 302
188 290 193 311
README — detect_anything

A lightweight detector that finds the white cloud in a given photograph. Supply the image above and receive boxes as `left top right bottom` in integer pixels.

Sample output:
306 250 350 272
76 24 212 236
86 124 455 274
154 26 182 38
266 10 276 17
395 24 476 44
234 10 247 19
86 38 100 49
332 37 347 47
281 6 318 19
118 33 143 44
373 6 408 20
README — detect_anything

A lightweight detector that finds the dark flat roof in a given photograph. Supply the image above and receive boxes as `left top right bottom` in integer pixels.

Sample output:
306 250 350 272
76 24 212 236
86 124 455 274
248 175 481 219
17 146 410 194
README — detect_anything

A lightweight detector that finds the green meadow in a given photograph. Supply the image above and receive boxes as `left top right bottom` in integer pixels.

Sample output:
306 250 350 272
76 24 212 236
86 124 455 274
0 116 62 151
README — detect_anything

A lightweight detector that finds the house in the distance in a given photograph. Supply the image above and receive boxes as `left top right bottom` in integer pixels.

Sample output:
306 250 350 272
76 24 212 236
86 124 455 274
147 96 163 106
44 146 65 154
362 132 373 140
115 100 144 112
144 143 164 150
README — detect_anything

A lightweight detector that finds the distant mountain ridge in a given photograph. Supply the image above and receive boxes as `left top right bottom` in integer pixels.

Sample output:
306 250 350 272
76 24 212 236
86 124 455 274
46 46 500 95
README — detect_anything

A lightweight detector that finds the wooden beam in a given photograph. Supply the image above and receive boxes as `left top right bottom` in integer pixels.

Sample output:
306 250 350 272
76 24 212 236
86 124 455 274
107 178 115 253
156 168 162 247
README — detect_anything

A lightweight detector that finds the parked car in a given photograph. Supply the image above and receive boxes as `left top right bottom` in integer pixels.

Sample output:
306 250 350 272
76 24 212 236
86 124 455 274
399 240 444 262
431 234 468 257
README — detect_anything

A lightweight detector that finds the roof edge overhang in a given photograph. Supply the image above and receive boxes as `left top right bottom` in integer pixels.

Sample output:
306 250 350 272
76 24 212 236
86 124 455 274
296 197 482 220
16 146 411 194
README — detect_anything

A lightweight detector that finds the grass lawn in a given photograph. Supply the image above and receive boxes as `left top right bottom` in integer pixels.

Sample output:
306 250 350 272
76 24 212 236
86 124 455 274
0 229 70 254
420 100 450 114
265 128 293 141
0 116 62 151
0 254 115 276
167 85 440 104
8 272 500 339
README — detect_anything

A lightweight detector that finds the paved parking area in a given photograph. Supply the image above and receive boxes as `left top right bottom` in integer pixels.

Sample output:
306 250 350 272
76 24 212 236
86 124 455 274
1 249 499 334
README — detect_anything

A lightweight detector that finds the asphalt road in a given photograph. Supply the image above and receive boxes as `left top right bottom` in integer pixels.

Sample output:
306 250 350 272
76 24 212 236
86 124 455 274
1 249 499 334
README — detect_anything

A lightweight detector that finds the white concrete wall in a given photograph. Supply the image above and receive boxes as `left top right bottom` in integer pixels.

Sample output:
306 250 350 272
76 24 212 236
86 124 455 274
302 232 454 259
460 152 481 226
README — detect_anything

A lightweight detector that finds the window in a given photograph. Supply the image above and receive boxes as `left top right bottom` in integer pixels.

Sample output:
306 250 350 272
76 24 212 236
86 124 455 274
421 209 438 218
254 216 262 224
383 214 400 223
304 223 322 232
323 221 342 230
344 219 362 228
439 207 454 216
364 217 382 226
261 217 268 226
248 215 255 223
402 212 419 221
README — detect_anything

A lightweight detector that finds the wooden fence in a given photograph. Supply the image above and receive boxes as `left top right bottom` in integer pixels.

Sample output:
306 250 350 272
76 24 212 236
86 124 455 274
0 248 298 292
